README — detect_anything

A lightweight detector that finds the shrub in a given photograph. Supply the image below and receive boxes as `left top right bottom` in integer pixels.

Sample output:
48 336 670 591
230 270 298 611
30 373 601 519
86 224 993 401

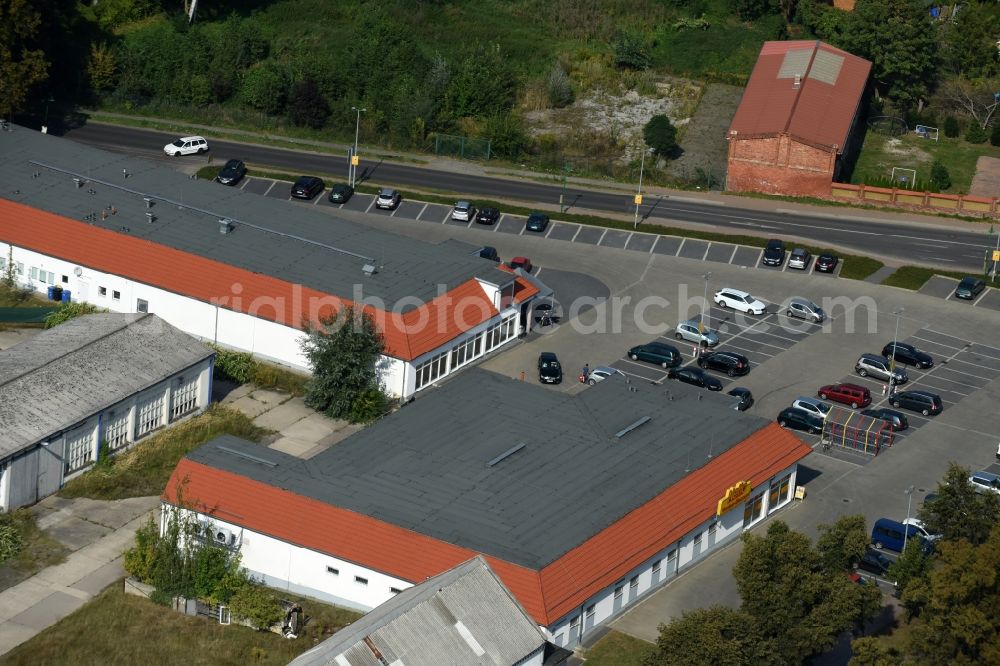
546 63 574 108
44 301 100 328
930 160 951 190
229 584 283 631
613 29 651 70
644 114 678 157
349 388 390 424
0 516 24 562
943 116 960 138
211 345 258 384
966 123 988 144
287 78 330 129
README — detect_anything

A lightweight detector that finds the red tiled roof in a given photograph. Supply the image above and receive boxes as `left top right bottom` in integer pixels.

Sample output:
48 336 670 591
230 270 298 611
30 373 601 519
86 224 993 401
162 423 811 626
0 199 524 361
729 40 871 152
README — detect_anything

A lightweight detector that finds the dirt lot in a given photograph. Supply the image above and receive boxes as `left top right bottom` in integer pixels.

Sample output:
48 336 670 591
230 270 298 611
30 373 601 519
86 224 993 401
969 155 1000 197
666 83 745 189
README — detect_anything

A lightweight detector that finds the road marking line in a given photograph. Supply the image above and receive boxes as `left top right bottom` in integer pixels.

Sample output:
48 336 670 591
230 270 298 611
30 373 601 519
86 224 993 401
495 215 504 231
416 203 428 219
623 232 634 248
442 210 450 223
649 236 659 254
597 229 608 245
263 181 276 197
728 246 738 264
240 179 251 191
702 243 711 261
365 198 375 213
544 224 555 239
755 249 764 265
571 225 582 242
676 238 686 256
972 288 991 307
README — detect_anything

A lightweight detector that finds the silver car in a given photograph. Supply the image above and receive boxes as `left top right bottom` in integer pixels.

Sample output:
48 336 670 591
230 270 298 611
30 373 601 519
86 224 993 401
375 188 401 209
673 319 719 347
788 248 811 270
791 396 832 419
451 200 473 222
855 353 907 384
587 366 624 385
786 297 825 323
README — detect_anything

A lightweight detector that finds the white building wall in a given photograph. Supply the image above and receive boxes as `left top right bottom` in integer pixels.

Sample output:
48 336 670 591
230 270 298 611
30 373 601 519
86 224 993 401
2 242 529 399
548 462 801 648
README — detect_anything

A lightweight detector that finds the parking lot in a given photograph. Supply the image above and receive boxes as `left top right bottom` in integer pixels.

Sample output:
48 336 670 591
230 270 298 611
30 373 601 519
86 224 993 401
917 274 998 311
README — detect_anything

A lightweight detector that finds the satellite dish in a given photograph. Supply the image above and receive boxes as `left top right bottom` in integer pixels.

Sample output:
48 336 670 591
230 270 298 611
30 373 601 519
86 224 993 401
73 267 83 277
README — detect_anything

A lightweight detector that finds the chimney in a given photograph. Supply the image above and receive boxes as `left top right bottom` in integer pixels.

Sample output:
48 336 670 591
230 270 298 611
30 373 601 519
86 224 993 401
793 74 801 89
219 218 234 235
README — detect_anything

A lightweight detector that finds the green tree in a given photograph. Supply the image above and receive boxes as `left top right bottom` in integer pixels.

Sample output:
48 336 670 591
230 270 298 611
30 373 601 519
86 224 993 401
240 63 287 115
734 521 881 661
287 78 330 129
228 583 283 631
613 29 651 70
943 115 960 138
966 123 989 143
849 636 902 666
731 0 778 21
919 463 1000 545
904 526 1000 663
817 514 870 573
887 538 932 599
44 302 99 329
300 305 388 423
644 114 678 157
483 110 528 160
445 43 517 118
940 1 1000 78
0 0 50 120
644 606 778 665
86 42 117 94
546 62 574 108
839 0 937 108
930 160 951 190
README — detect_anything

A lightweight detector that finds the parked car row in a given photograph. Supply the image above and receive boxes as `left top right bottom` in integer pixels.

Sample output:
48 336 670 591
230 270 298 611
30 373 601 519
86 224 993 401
758 238 839 274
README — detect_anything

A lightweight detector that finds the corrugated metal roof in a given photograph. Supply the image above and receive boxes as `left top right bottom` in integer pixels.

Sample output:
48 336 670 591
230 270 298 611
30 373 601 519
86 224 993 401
289 556 544 666
0 313 212 453
163 371 812 625
729 40 871 152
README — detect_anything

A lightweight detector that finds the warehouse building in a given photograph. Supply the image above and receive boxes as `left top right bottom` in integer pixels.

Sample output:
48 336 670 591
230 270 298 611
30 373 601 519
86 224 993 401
727 40 871 197
0 127 540 399
0 313 213 511
163 369 812 647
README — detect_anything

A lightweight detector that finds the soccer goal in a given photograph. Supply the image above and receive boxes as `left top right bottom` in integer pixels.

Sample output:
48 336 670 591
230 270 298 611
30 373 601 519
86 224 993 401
891 167 917 188
914 124 939 141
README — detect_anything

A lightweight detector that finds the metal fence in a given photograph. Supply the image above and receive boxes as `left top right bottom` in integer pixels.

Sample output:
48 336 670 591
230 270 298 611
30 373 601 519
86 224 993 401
433 133 491 160
822 408 893 456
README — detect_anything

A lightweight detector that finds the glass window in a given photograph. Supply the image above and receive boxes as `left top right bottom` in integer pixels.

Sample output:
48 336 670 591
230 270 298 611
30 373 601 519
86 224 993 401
354 576 368 586
326 566 338 575
694 533 703 549
171 376 199 420
629 576 638 593
614 585 623 602
65 427 95 473
651 559 661 576
585 605 595 621
61 275 69 284
415 350 449 390
29 266 38 280
99 286 107 296
103 410 130 450
390 587 402 595
112 290 121 300
709 522 717 537
137 298 148 313
135 393 164 438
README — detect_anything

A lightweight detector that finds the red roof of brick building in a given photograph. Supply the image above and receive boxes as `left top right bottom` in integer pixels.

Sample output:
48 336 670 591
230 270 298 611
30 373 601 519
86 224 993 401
729 40 871 153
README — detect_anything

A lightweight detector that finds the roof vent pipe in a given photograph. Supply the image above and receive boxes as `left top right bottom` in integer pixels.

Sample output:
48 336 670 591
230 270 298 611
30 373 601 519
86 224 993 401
73 177 84 188
793 74 801 88
146 212 155 224
144 197 153 208
219 218 233 235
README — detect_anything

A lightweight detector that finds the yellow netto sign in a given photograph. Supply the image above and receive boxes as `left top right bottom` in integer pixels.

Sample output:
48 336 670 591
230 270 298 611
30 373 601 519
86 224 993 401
717 480 752 516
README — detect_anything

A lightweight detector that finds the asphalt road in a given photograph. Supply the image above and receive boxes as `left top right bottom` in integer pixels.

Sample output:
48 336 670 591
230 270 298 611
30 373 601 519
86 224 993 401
58 121 995 271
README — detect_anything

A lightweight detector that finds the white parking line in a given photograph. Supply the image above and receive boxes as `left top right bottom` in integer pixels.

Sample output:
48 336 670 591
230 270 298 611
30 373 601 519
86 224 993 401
620 358 668 377
807 260 815 275
623 232 634 247
390 206 399 217
973 288 991 306
722 341 775 358
702 243 711 261
365 198 375 213
910 334 965 351
649 236 660 254
416 203 428 219
930 363 995 382
312 194 322 206
441 210 450 223
571 225 582 242
544 224 556 239
597 229 608 245
240 179 251 191
755 249 764 265
676 238 686 256
263 181 276 197
728 246 738 264
495 215 504 231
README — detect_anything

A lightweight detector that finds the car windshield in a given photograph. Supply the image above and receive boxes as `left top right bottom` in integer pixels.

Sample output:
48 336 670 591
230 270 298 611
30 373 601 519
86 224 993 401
171 139 185 147
380 190 394 197
959 278 977 288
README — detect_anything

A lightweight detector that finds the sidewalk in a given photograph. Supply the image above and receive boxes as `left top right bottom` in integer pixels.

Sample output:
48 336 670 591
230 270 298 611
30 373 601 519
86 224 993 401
0 495 159 656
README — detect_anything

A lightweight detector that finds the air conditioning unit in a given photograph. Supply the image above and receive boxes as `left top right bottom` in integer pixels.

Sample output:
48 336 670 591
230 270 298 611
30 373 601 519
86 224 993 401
213 527 234 546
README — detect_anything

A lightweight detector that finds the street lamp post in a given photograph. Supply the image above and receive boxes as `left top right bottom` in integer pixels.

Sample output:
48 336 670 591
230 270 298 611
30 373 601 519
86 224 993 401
903 485 915 551
990 224 1000 280
890 307 904 395
701 272 712 335
351 106 366 188
559 164 571 213
634 149 649 230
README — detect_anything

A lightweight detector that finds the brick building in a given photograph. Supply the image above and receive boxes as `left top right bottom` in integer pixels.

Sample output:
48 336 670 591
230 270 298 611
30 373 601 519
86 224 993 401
726 40 871 197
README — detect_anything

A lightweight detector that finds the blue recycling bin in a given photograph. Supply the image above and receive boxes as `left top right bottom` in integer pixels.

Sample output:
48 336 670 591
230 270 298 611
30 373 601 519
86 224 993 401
47 286 56 300
60 289 71 303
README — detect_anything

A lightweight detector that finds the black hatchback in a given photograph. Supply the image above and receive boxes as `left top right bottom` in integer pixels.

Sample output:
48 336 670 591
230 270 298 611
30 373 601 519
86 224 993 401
538 352 562 384
954 276 985 300
881 341 933 369
815 253 839 273
667 367 723 391
328 183 354 203
762 239 786 266
776 407 823 434
862 407 909 431
291 176 325 200
216 159 246 186
697 351 750 377
476 207 500 225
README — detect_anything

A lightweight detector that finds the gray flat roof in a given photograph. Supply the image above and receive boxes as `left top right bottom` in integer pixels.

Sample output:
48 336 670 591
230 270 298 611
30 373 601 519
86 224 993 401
0 126 510 309
188 368 766 569
0 313 213 454
288 556 543 666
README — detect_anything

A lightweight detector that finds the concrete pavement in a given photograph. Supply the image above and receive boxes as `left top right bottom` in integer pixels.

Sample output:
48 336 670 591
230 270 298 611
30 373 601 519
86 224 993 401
0 494 159 657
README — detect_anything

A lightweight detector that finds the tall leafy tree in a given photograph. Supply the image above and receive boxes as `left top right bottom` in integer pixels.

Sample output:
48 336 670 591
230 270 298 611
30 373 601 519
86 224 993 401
287 78 330 129
643 114 678 157
445 43 517 118
940 1 1000 78
817 514 870 573
918 463 1000 545
839 0 938 108
300 305 388 423
0 0 50 119
644 606 779 665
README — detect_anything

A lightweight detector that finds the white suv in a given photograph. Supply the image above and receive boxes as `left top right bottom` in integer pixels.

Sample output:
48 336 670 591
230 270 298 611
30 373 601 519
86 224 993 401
714 288 766 315
163 135 209 156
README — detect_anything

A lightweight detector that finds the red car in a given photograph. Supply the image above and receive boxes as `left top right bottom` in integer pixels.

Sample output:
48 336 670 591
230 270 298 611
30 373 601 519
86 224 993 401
508 257 533 273
818 382 871 409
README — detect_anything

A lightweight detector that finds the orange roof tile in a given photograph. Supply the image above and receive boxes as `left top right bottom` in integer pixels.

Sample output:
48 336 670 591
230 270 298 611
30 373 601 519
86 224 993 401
0 200 513 361
163 423 810 626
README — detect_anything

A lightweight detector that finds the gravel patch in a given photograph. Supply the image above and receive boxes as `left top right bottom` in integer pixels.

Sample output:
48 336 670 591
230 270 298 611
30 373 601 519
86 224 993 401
666 83 745 188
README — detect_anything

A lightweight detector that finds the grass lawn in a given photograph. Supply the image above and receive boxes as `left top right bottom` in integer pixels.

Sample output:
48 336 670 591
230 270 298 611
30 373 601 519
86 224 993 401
0 510 69 593
881 265 1000 291
0 582 362 666
582 630 656 665
0 283 51 308
851 131 1000 195
58 406 270 501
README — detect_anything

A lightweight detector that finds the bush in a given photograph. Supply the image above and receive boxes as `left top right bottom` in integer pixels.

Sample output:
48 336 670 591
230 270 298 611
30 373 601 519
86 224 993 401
287 78 330 129
943 116 960 138
211 345 258 384
546 63 574 108
349 388 390 423
44 301 100 328
966 123 989 144
613 29 651 70
0 517 24 562
930 160 951 190
228 584 283 631
644 114 678 157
